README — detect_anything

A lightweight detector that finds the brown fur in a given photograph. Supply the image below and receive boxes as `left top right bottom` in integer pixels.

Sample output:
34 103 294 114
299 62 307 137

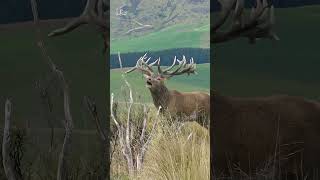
212 93 320 178
146 76 210 127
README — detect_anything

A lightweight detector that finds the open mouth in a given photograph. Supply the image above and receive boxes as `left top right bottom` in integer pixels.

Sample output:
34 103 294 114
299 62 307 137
146 81 152 87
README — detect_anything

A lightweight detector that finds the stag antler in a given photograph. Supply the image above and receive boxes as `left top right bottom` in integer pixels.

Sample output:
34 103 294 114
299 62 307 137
125 54 197 78
157 56 197 78
48 0 109 52
125 53 158 76
48 0 108 36
213 0 279 43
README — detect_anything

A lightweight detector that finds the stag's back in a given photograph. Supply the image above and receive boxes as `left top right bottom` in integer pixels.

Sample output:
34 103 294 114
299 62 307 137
168 90 210 118
212 94 320 175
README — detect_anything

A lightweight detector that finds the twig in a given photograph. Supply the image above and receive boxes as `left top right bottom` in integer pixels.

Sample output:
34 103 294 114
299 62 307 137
30 0 74 179
111 76 160 176
84 96 107 141
83 96 108 178
2 99 23 180
117 52 123 69
123 75 134 175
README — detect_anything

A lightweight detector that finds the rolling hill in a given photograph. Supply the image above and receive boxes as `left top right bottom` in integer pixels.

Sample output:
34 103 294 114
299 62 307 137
111 23 210 54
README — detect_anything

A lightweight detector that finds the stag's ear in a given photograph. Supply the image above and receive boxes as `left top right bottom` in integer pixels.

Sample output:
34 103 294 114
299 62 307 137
157 76 167 81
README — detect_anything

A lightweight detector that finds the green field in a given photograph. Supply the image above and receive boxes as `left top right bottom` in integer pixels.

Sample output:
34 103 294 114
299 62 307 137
213 5 320 100
110 23 210 54
110 64 210 102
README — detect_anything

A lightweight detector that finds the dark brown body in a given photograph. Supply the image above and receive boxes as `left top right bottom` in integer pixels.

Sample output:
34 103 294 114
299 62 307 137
212 94 320 177
149 85 210 127
166 90 210 117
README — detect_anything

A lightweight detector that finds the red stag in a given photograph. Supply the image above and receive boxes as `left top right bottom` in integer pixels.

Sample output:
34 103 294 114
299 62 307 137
126 54 210 127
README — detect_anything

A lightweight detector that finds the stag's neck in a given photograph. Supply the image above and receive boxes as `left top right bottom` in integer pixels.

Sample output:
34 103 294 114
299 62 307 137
149 85 171 110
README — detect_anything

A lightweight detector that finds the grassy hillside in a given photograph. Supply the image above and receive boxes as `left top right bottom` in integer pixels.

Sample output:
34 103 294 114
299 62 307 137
110 0 210 38
110 64 210 102
111 23 210 54
213 5 320 100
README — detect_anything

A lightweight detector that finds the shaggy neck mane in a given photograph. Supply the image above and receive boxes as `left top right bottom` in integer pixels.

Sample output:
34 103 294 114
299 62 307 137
149 84 170 110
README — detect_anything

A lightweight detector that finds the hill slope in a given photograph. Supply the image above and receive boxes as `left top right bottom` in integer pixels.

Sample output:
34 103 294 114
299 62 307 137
111 23 209 54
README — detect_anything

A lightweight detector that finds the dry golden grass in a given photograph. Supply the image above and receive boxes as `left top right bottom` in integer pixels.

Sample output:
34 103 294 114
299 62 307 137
110 104 210 180
139 120 210 180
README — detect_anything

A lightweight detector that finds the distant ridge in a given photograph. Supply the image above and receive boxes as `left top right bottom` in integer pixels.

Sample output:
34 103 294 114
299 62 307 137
1 0 320 24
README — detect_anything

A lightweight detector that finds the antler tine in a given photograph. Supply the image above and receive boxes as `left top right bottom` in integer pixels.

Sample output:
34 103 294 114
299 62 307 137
157 57 163 74
147 58 159 69
157 56 179 75
48 0 108 37
158 56 197 78
145 57 151 64
125 54 155 75
142 57 158 72
231 0 244 30
213 0 278 43
168 56 187 75
212 0 237 32
125 57 141 73
162 56 177 73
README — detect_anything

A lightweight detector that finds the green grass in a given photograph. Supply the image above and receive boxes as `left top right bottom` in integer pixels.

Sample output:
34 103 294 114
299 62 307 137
213 5 320 99
110 23 210 54
110 64 210 102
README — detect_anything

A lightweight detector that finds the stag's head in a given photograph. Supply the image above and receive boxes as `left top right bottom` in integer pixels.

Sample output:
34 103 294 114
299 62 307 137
125 54 197 91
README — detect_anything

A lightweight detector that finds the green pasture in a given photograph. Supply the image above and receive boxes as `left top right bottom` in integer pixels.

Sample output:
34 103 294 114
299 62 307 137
110 23 210 54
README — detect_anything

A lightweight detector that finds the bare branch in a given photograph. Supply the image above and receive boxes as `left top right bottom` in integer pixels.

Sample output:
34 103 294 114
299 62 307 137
123 75 134 175
110 93 120 129
2 99 23 180
30 0 74 179
117 52 123 69
111 76 161 176
84 96 107 141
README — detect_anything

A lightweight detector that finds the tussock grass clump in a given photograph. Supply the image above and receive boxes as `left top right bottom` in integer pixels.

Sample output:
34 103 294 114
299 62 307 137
139 120 210 180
